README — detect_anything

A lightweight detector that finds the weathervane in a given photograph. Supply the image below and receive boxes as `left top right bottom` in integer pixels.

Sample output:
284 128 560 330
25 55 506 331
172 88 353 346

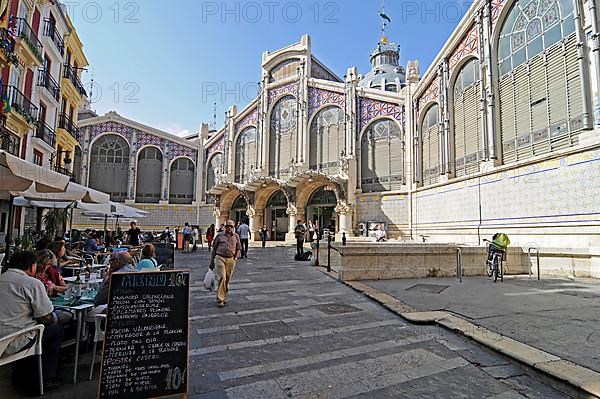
379 0 391 44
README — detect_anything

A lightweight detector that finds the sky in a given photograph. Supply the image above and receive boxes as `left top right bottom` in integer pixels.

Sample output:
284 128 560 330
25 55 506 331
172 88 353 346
68 0 471 137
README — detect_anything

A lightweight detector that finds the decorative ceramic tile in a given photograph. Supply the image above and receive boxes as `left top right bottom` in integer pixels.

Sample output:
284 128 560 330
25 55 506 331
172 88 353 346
308 87 345 120
358 97 403 131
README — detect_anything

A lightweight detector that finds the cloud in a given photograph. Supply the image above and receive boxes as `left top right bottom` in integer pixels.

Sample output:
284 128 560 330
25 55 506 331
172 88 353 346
158 122 193 137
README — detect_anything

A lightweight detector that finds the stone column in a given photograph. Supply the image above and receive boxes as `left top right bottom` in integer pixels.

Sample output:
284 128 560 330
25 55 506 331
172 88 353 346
160 143 170 204
335 204 352 240
81 127 91 186
285 203 298 242
126 130 137 204
247 206 257 241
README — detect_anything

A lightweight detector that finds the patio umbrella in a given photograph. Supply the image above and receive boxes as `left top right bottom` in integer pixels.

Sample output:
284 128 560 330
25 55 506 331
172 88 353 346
16 182 110 204
0 150 70 252
0 150 70 194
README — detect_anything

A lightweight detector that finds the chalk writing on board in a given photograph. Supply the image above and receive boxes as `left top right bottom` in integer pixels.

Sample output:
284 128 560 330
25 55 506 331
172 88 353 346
98 271 189 399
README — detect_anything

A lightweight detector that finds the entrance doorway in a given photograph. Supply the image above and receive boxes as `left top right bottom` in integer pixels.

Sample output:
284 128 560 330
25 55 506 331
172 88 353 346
306 186 337 238
264 190 288 241
231 195 248 224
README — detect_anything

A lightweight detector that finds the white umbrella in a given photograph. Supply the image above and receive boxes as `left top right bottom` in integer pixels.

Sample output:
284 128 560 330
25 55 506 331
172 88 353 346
16 182 110 204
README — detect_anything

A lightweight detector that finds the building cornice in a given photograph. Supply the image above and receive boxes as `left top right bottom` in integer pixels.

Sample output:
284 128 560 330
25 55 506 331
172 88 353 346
78 112 199 150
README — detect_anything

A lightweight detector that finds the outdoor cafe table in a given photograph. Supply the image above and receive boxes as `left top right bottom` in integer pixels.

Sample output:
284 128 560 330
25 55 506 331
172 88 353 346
51 296 94 384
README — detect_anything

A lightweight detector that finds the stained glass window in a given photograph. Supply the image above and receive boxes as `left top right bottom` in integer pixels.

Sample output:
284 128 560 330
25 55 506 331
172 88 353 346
498 0 575 75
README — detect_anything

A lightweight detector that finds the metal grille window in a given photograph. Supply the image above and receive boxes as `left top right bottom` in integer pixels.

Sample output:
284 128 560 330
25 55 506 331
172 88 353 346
136 146 162 204
360 118 404 193
309 106 344 174
498 0 583 164
169 158 195 204
206 153 223 192
235 127 257 184
270 59 301 82
453 58 482 177
89 135 130 202
269 96 298 179
421 104 440 186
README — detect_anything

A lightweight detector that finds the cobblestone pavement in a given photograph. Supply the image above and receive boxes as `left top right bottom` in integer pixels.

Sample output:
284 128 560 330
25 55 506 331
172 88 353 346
0 246 575 398
364 275 600 373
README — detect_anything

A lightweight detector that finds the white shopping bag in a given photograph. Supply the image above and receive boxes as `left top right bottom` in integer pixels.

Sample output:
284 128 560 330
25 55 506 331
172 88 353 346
203 268 215 290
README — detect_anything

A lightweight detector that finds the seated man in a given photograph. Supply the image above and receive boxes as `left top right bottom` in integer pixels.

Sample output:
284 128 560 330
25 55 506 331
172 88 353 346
84 232 104 253
94 251 136 307
0 251 64 389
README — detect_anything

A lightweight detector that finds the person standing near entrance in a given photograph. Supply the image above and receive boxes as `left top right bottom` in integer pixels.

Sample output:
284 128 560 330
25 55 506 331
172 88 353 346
237 220 250 258
209 220 241 308
307 220 315 242
259 224 269 248
294 220 306 258
182 223 192 253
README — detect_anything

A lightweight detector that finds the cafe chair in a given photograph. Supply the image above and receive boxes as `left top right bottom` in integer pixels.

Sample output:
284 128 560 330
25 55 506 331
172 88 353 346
0 325 45 395
89 313 106 380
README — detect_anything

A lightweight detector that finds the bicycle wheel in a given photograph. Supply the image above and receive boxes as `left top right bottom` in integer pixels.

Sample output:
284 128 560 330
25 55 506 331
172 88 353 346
493 255 500 283
486 260 494 277
500 257 504 282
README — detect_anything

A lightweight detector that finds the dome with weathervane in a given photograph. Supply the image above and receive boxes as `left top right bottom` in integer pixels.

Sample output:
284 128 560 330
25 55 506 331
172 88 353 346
359 36 406 93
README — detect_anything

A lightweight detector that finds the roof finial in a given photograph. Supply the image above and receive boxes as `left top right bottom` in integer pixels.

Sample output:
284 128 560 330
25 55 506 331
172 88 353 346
379 0 391 44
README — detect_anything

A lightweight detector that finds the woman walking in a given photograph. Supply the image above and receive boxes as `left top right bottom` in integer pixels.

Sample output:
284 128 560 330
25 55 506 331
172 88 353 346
206 224 215 250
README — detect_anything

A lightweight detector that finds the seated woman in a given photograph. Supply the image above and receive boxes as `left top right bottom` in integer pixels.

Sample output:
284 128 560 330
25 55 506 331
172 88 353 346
136 244 159 271
35 250 66 296
47 240 77 271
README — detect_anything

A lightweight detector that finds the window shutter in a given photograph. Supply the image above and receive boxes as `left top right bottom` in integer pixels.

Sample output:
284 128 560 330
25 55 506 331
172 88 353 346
453 91 466 175
389 137 404 186
463 82 481 176
500 74 517 164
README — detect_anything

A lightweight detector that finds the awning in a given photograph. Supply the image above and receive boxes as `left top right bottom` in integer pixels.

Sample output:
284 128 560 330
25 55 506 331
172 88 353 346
0 150 70 194
16 181 110 204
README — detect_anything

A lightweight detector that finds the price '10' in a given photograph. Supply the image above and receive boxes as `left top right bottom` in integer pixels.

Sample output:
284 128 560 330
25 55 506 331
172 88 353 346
168 273 187 287
164 367 186 390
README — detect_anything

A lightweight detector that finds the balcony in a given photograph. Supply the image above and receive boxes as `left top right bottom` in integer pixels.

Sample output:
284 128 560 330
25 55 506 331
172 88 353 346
2 85 39 125
35 121 56 148
0 28 17 65
54 165 74 179
58 113 80 140
42 19 64 55
0 125 20 156
37 69 61 101
16 18 43 65
63 64 86 96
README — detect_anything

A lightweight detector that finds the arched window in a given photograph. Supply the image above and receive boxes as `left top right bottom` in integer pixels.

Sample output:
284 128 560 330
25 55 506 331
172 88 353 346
206 153 222 192
453 58 482 177
235 127 257 184
498 0 583 164
309 106 344 174
89 134 130 202
360 119 404 193
267 190 288 208
269 59 300 82
308 186 337 206
421 104 440 186
231 195 248 224
136 147 162 204
169 158 195 204
269 96 298 179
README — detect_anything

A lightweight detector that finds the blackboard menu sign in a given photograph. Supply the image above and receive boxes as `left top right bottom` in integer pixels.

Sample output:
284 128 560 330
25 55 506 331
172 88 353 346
152 243 175 270
98 270 190 399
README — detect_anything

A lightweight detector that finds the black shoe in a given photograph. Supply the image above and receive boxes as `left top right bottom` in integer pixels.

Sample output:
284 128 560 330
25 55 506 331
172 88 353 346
44 377 64 389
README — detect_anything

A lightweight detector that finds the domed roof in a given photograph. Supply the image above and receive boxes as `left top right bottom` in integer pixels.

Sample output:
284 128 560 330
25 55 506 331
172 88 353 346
359 37 406 93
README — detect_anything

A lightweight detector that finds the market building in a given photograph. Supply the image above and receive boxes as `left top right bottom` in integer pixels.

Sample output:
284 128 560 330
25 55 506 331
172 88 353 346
198 0 600 261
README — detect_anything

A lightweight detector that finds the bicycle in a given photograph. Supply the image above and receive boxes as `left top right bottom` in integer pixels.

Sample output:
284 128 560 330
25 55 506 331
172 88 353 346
483 239 506 283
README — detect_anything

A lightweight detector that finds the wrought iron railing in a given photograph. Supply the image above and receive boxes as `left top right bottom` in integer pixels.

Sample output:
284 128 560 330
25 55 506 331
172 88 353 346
42 19 64 54
0 125 20 156
37 68 61 100
1 85 39 124
62 64 86 96
58 113 80 140
0 28 16 63
35 122 56 148
16 17 43 63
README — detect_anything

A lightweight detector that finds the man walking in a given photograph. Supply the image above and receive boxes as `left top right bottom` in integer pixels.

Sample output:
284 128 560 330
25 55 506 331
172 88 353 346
294 220 306 258
182 223 192 253
210 220 241 308
237 219 250 258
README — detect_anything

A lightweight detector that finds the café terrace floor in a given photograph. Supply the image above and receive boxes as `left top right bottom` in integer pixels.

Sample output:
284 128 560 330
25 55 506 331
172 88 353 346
0 244 577 398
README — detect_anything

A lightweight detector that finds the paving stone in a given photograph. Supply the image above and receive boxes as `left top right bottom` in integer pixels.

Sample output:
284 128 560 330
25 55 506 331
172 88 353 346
482 364 526 379
225 379 288 399
275 369 335 396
